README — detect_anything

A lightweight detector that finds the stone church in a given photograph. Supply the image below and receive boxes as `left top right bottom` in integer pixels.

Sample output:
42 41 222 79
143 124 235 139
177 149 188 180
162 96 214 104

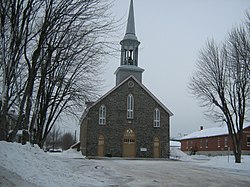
80 0 173 158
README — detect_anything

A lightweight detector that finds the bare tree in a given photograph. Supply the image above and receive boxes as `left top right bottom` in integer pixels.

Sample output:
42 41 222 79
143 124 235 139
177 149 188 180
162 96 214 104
245 11 250 72
30 0 115 148
189 15 250 163
61 132 76 150
0 0 116 144
0 0 39 140
44 125 62 151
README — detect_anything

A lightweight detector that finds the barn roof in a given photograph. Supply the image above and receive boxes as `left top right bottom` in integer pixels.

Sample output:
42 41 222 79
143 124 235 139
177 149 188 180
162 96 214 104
181 124 250 140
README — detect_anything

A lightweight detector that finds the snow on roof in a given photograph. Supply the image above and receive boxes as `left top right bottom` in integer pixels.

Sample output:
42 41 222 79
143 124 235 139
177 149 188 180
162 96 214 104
170 141 181 147
70 141 80 149
16 130 23 135
181 124 250 140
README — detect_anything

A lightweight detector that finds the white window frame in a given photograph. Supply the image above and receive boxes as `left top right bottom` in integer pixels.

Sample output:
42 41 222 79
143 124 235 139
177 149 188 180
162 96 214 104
224 137 228 147
217 137 220 148
247 135 250 147
99 105 106 125
127 94 134 119
153 108 160 127
205 139 208 148
200 139 203 148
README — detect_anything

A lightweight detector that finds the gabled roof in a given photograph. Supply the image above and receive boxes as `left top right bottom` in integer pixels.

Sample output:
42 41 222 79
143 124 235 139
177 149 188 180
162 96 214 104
85 75 173 116
180 124 250 140
70 141 80 149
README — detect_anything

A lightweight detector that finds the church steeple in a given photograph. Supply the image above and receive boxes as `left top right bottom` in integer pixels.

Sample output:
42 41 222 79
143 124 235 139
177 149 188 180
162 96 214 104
124 0 137 40
120 0 140 66
115 0 144 85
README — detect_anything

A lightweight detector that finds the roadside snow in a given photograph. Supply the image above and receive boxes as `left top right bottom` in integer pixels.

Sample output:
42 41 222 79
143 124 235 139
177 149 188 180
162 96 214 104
170 146 250 174
197 155 250 175
0 142 104 187
1 141 250 187
0 165 37 187
170 146 192 161
48 148 85 159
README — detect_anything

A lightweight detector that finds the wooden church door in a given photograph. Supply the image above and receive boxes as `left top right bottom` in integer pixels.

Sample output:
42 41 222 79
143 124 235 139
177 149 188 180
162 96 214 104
97 135 105 156
123 129 136 157
153 137 160 158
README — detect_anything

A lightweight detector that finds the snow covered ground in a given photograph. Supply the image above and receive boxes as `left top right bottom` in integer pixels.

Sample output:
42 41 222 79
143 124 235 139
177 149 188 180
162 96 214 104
1 141 250 187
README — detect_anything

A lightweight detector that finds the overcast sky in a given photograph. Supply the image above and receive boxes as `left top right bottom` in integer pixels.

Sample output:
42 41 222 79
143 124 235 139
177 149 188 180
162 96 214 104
100 0 250 137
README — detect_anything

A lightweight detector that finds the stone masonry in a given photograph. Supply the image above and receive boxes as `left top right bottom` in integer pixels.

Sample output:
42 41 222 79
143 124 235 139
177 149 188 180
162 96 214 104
81 77 170 158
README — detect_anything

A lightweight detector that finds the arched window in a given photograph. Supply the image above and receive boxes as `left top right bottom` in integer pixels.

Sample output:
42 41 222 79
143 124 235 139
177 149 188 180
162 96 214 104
99 105 106 125
153 108 160 127
127 94 134 119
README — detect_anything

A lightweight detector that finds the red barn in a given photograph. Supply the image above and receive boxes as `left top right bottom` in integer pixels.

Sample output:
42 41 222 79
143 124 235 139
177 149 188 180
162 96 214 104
180 124 250 156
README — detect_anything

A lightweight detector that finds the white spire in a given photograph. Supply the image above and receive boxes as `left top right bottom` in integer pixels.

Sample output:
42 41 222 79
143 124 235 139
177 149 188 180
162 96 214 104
116 0 143 85
124 0 137 40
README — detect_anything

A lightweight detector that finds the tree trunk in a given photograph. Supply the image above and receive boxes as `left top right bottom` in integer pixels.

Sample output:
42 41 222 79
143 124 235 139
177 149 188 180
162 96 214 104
235 130 243 163
235 153 241 163
0 83 9 140
0 109 8 140
234 152 241 163
8 67 36 142
0 17 8 140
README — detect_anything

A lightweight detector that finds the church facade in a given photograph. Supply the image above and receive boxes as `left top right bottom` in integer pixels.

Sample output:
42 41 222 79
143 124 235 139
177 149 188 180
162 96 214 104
80 0 173 158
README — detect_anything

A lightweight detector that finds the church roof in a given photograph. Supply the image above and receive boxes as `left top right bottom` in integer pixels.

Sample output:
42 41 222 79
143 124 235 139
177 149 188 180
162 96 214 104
124 0 137 40
85 75 173 116
114 65 144 75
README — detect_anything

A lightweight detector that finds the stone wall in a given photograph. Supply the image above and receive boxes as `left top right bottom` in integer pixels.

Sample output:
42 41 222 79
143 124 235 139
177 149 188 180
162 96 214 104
83 77 170 158
80 119 87 155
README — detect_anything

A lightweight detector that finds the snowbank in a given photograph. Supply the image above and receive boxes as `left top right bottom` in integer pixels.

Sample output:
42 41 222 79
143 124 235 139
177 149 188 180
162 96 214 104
0 141 98 187
170 147 192 161
1 141 250 187
197 155 250 174
170 146 250 174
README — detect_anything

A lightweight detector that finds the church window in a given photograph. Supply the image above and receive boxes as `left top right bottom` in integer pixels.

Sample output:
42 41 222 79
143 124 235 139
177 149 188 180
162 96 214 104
99 105 106 125
153 108 160 127
128 81 134 88
127 94 134 119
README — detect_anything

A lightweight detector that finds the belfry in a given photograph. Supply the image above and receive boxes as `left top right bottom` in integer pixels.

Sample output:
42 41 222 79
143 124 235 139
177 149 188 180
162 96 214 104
115 0 144 85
